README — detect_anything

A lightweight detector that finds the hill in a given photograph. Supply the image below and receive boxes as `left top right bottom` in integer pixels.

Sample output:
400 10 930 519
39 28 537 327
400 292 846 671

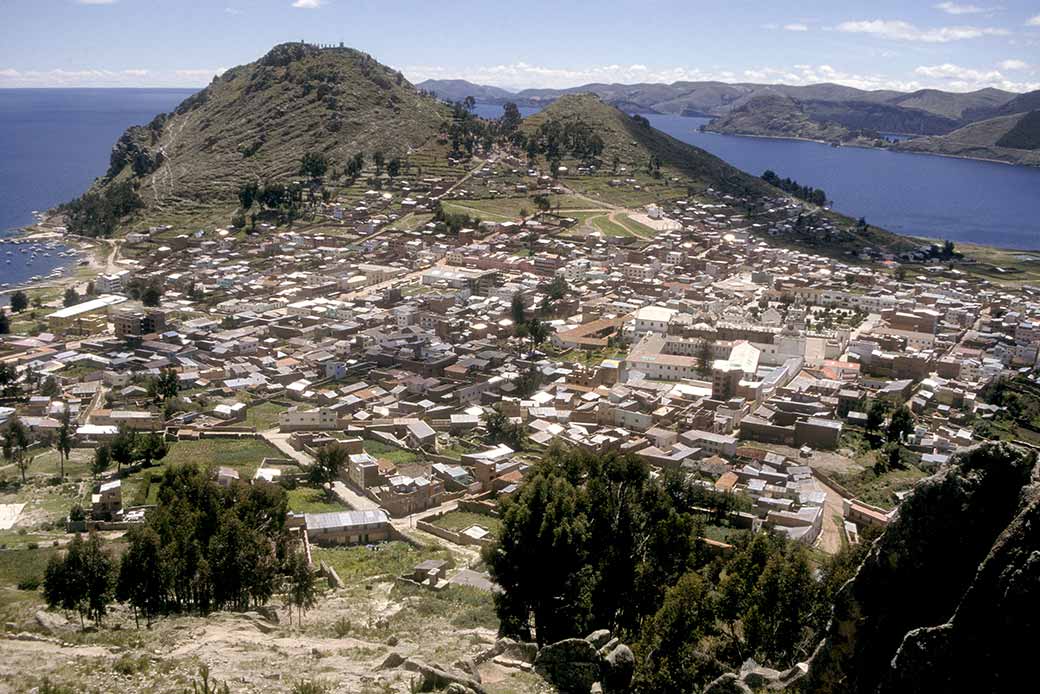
892 110 1040 166
889 87 1013 120
520 93 773 197
68 43 451 234
417 78 515 103
703 94 884 144
518 94 913 256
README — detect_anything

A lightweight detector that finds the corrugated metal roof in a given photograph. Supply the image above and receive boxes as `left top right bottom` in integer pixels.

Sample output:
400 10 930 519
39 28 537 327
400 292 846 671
304 509 388 530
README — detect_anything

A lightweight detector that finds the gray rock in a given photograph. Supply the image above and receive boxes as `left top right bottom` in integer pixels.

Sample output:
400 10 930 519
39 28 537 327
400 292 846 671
34 610 68 633
600 644 635 694
380 652 405 670
585 629 612 649
254 605 279 623
703 673 753 694
535 638 603 694
403 658 487 694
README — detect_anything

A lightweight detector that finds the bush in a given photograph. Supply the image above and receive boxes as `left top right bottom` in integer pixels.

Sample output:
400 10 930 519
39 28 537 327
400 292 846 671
292 680 332 694
332 616 352 638
17 576 41 591
113 654 151 675
27 542 38 550
68 504 86 522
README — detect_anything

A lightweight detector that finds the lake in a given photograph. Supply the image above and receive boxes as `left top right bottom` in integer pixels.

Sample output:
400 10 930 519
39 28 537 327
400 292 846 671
0 88 195 288
645 114 1040 250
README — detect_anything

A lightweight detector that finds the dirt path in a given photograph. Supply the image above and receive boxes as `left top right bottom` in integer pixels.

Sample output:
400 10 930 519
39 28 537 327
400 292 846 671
814 476 847 555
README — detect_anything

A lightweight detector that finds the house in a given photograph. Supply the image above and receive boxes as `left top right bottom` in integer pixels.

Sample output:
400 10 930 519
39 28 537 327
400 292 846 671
279 406 338 432
216 466 240 487
91 480 122 519
304 509 391 545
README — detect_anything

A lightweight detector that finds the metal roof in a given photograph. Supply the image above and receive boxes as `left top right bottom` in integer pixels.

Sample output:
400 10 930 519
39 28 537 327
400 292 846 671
304 509 388 530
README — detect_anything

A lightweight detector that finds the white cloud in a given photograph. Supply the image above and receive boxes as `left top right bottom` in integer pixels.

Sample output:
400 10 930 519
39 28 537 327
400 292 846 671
836 19 1009 42
783 23 809 32
1028 14 1040 26
914 63 1040 91
933 2 989 15
225 7 243 15
0 66 220 87
999 59 1028 70
291 0 323 8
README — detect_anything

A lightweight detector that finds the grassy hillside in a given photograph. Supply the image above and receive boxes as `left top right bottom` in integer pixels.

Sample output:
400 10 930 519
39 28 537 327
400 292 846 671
76 43 451 231
521 93 774 197
893 111 1040 166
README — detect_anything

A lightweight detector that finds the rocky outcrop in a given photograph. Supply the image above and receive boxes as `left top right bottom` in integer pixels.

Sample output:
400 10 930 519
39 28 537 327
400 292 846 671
801 441 1037 694
532 630 637 694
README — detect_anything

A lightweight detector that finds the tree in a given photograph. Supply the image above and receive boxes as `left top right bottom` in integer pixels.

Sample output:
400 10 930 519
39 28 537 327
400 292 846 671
63 288 80 308
526 318 550 351
510 294 526 327
56 406 74 479
309 443 348 486
0 310 8 335
284 551 318 626
10 290 28 313
148 368 179 405
142 285 162 307
117 526 165 628
866 399 887 433
373 151 385 177
92 444 112 479
136 432 168 468
43 532 114 628
0 362 19 397
110 427 138 471
500 102 522 133
463 95 476 112
238 181 259 210
386 157 401 180
633 572 721 693
483 406 526 450
697 339 715 377
2 416 33 483
299 151 329 179
887 405 914 443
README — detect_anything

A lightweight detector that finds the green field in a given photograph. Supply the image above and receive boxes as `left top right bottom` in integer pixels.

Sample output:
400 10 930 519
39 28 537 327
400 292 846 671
243 401 288 431
363 440 420 465
312 541 452 582
122 437 281 504
286 486 350 514
429 511 502 539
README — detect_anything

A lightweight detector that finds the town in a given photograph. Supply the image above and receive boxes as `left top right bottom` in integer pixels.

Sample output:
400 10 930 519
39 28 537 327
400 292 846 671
1 90 1036 693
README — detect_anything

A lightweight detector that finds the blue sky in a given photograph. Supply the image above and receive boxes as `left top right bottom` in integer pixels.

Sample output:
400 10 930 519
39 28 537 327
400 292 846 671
2 0 1039 92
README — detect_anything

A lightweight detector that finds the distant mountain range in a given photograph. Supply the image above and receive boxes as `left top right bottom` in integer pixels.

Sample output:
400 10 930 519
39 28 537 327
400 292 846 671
418 78 1040 166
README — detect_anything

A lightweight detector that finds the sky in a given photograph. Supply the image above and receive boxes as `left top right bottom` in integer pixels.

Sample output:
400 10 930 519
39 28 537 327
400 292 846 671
2 0 1039 93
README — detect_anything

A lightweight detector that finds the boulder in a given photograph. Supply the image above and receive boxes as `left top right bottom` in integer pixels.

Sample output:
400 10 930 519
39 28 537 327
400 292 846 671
585 629 612 649
739 659 781 689
403 658 487 694
380 652 406 670
34 610 68 633
703 673 753 694
254 605 279 623
534 638 603 694
600 644 635 694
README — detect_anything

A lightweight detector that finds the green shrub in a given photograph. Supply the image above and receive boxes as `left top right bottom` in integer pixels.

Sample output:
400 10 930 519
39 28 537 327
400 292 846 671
332 616 351 637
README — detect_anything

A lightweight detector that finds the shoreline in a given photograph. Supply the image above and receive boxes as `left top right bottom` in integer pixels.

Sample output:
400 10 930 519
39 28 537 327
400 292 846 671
701 126 1035 168
0 212 106 300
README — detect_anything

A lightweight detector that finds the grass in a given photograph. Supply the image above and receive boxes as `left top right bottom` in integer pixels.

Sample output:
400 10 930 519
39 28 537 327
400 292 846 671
832 465 928 511
429 511 502 539
243 401 288 431
286 486 349 514
390 582 498 631
590 214 635 238
362 440 420 465
0 545 60 589
122 437 281 504
311 541 452 582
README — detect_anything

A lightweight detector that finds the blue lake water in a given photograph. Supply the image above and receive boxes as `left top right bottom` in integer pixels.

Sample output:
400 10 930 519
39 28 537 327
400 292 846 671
0 88 195 288
645 114 1040 249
